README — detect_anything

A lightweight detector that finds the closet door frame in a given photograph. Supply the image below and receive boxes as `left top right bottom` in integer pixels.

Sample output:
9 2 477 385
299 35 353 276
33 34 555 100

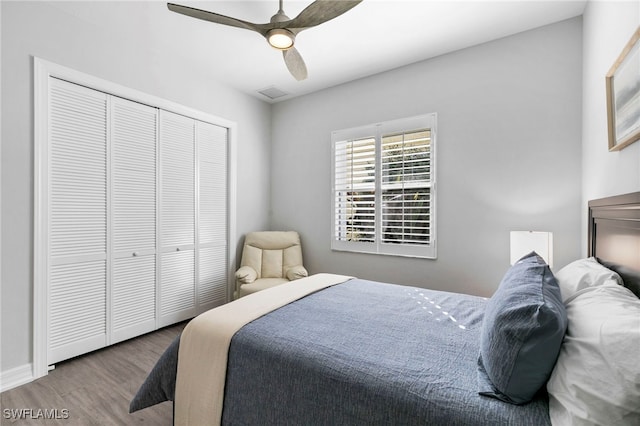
33 57 237 379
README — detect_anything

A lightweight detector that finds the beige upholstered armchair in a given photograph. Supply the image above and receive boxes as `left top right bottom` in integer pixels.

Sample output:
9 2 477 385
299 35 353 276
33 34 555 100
234 231 308 299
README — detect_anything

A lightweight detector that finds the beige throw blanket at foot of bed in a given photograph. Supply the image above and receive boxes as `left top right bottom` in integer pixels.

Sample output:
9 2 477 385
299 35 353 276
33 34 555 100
174 273 353 426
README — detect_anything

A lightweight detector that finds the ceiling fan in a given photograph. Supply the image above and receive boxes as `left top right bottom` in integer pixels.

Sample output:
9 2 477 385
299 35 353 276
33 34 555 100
167 0 362 81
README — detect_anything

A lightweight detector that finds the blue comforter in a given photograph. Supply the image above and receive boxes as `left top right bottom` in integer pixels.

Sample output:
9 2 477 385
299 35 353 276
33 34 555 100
131 278 551 425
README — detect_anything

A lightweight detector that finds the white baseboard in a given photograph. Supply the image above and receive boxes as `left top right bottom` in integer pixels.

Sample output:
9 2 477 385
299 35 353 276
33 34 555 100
0 364 34 393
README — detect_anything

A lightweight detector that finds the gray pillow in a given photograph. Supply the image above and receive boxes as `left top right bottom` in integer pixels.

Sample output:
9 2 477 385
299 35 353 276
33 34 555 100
478 252 567 404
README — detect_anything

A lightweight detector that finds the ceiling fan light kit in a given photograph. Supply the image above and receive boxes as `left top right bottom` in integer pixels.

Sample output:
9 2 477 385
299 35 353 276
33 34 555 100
167 0 362 81
267 29 295 50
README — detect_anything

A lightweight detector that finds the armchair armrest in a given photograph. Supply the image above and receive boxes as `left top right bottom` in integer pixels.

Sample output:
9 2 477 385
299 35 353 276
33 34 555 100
286 265 308 281
235 266 257 284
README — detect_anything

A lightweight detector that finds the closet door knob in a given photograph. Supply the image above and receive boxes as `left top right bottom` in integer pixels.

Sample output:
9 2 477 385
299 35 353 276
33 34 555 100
132 252 138 257
176 247 181 252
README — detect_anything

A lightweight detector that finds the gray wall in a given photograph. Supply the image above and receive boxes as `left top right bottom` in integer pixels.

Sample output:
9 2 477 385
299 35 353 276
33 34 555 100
1 1 272 373
3 2 612 382
270 18 583 297
581 0 640 252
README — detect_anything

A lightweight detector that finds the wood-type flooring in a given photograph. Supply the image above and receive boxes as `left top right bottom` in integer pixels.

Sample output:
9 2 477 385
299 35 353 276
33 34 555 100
1 322 185 425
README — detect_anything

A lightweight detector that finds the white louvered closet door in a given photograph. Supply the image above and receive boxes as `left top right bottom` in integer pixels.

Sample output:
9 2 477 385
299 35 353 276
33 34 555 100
39 63 232 369
48 78 108 364
197 121 228 312
159 110 196 326
110 97 158 344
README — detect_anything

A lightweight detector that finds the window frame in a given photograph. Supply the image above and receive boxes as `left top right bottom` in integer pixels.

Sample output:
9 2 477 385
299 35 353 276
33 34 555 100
331 113 437 259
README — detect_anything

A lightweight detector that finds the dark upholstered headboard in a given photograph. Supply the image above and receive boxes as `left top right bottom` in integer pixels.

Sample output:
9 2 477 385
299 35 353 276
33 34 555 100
588 191 640 298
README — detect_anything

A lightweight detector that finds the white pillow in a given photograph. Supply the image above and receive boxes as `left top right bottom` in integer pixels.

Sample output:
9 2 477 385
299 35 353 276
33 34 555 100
547 283 640 426
554 257 623 302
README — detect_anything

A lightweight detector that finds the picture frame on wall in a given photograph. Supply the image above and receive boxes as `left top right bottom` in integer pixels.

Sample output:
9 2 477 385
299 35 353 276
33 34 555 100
606 26 640 152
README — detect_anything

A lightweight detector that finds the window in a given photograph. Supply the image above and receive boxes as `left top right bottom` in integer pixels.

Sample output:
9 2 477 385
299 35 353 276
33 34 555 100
332 114 436 258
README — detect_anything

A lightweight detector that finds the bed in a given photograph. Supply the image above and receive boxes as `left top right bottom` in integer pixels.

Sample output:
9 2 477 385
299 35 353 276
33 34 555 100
130 192 640 425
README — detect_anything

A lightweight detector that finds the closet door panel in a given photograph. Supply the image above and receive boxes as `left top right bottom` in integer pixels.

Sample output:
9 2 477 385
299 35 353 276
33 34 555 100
197 121 227 245
160 111 195 248
48 78 107 364
112 98 157 254
197 121 229 311
159 110 196 325
49 260 107 364
159 250 195 326
112 255 156 343
111 98 158 342
50 78 107 259
198 247 227 309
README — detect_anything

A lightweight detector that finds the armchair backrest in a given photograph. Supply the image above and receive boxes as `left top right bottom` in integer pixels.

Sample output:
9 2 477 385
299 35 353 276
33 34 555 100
240 231 304 279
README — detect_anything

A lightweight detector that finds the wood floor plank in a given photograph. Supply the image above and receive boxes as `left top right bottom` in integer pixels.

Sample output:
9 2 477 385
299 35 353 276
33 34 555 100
1 323 184 426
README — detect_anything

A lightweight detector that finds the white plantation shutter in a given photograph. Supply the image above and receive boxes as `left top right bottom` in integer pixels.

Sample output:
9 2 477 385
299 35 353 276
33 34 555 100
110 97 158 343
332 114 437 258
197 121 228 309
334 136 376 246
381 129 432 245
48 78 108 363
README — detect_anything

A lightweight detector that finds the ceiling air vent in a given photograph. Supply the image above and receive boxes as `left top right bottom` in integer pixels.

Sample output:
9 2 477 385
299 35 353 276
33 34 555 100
258 86 288 100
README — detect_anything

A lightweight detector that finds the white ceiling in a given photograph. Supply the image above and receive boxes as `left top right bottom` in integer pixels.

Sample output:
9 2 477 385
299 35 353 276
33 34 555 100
51 0 587 102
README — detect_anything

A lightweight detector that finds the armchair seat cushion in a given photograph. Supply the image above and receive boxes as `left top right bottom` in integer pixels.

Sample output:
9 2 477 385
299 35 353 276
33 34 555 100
239 278 289 298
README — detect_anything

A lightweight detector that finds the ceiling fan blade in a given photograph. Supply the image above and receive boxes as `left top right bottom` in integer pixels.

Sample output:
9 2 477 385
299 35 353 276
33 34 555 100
286 0 362 31
283 47 308 81
167 3 266 35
